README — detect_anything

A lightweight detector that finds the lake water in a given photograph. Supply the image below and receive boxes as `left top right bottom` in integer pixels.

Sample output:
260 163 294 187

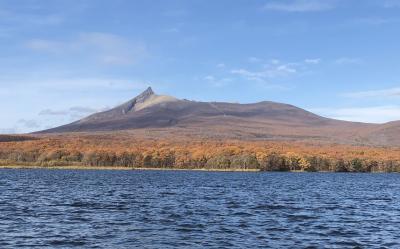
0 169 399 248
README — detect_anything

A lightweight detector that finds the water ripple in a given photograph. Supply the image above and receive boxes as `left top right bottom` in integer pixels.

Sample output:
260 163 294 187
0 169 399 248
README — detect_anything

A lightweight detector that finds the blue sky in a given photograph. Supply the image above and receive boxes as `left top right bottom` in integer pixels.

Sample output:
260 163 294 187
1 0 400 133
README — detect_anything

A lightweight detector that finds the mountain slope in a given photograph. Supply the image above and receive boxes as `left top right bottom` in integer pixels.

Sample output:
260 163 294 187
38 87 393 145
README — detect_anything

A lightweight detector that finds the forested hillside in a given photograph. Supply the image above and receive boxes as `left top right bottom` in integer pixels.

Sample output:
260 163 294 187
1 132 400 172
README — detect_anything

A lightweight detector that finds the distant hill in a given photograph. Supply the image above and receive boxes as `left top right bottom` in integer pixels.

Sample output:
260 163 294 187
37 87 399 146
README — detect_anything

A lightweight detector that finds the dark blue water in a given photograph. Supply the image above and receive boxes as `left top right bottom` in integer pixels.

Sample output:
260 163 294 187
0 169 399 248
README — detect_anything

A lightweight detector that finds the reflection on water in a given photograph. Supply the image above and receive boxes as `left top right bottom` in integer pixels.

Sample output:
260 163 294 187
0 169 399 248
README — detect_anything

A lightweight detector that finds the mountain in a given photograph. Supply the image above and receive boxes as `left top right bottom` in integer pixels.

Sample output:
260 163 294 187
37 87 397 146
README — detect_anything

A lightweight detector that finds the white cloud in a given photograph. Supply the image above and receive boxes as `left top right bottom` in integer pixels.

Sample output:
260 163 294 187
227 58 319 85
204 75 215 81
39 106 109 121
25 39 64 54
39 109 68 116
231 63 298 83
270 59 280 65
248 57 262 63
335 57 362 65
311 106 400 123
25 32 147 66
343 87 400 98
276 64 297 74
70 106 106 114
263 0 335 12
17 119 40 129
305 58 321 64
0 77 150 133
5 103 114 134
204 75 233 87
216 63 226 68
0 119 41 134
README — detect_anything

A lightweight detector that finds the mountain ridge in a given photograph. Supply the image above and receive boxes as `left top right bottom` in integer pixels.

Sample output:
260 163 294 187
36 87 399 146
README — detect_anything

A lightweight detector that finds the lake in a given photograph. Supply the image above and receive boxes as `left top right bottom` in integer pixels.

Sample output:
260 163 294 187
0 169 399 248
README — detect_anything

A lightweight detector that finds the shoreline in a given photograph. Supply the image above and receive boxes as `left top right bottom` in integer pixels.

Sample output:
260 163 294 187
0 165 261 172
0 165 394 173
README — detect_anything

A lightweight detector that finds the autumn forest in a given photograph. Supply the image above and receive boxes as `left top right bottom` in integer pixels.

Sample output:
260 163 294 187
1 132 400 172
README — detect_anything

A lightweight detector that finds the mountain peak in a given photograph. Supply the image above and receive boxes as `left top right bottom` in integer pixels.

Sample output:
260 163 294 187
136 87 154 100
145 86 154 94
117 87 155 114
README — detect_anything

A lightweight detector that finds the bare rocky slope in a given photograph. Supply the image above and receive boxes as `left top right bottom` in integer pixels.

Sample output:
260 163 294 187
37 87 398 146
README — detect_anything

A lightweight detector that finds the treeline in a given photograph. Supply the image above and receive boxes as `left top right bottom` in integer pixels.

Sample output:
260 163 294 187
0 135 37 142
1 147 400 172
1 133 400 172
